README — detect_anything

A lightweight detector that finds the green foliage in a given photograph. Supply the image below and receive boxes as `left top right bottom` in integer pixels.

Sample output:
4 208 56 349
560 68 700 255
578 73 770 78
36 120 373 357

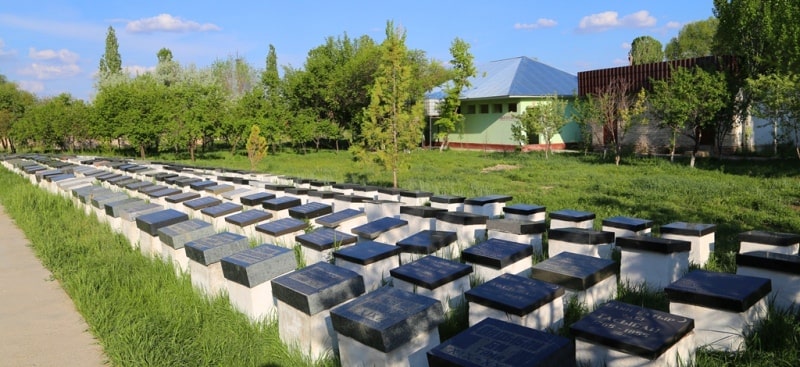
570 93 601 153
435 38 476 150
98 26 122 80
595 79 647 165
665 17 719 60
510 94 569 158
245 124 267 170
629 35 664 65
0 78 36 152
748 73 800 158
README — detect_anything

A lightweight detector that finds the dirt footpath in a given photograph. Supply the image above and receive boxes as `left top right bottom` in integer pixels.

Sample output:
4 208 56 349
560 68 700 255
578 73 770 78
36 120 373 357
0 205 107 367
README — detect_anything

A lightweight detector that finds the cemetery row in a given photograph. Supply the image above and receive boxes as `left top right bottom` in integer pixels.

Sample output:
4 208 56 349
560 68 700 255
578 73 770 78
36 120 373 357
2 153 799 367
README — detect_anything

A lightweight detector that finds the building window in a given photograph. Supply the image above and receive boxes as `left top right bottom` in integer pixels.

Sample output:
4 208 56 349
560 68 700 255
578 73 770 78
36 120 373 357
508 103 518 113
480 104 489 113
466 105 476 114
492 104 503 113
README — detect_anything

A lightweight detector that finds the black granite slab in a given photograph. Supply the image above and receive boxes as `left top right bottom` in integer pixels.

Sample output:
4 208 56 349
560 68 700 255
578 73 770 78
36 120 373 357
139 184 168 194
351 217 408 240
152 172 178 181
390 256 473 290
399 190 433 198
221 244 297 287
334 194 372 203
616 235 691 254
114 178 140 188
602 216 654 231
271 262 365 315
173 177 201 187
284 187 310 196
104 198 143 217
165 191 200 204
570 301 694 360
400 206 446 218
106 175 131 184
117 163 136 171
396 230 457 255
377 187 402 195
288 202 333 220
330 286 444 352
184 232 249 265
332 241 401 265
72 185 105 199
664 269 772 312
429 195 465 204
90 192 128 208
435 211 488 226
95 173 121 182
739 230 800 247
78 187 111 203
225 209 272 227
737 251 800 275
309 180 335 188
240 192 276 206
124 181 153 191
464 194 513 206
296 228 357 251
262 196 301 211
119 202 162 222
147 187 182 198
660 222 716 237
428 317 575 367
264 184 294 192
332 183 358 190
217 175 235 182
189 180 217 191
461 238 533 269
308 190 336 199
231 177 249 185
530 252 619 290
465 274 564 316
549 209 595 222
254 217 307 237
548 228 614 245
487 219 546 235
135 209 189 236
503 203 546 215
183 196 222 210
157 219 215 249
200 202 242 218
47 173 75 182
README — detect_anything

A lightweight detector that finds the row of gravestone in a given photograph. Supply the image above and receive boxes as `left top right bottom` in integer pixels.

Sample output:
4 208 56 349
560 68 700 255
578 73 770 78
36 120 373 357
3 154 800 366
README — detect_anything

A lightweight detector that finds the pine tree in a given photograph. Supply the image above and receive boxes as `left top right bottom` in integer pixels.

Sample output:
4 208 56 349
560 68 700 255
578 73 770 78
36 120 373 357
98 26 122 80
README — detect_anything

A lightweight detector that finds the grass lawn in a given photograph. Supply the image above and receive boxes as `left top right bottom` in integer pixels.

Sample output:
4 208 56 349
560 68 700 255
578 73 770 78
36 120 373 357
3 149 800 366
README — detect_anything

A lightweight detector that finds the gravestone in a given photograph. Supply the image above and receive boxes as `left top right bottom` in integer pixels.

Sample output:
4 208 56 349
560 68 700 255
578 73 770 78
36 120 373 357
399 206 446 235
334 194 372 212
307 190 336 209
377 187 402 202
135 209 189 257
222 244 297 321
364 200 403 222
435 211 488 246
333 241 402 291
530 252 618 310
502 203 546 222
239 192 276 209
221 187 256 201
547 227 615 259
570 300 695 367
284 187 311 204
601 216 653 241
427 317 575 367
158 219 215 272
429 195 465 212
119 202 163 248
396 230 458 264
288 201 333 221
331 183 357 196
262 196 302 220
315 208 368 235
125 180 154 191
616 235 691 290
737 251 800 311
271 262 365 360
660 222 716 266
189 180 217 191
164 191 200 211
263 183 294 196
89 191 128 223
351 217 409 244
204 183 235 196
352 185 379 200
185 232 250 296
224 209 272 238
331 287 445 367
104 198 143 233
465 274 564 330
398 190 433 206
254 217 307 247
201 202 243 229
738 230 800 255
486 219 546 254
461 238 534 280
183 196 222 217
390 255 472 313
549 209 595 230
463 194 512 218
665 269 770 352
296 227 357 265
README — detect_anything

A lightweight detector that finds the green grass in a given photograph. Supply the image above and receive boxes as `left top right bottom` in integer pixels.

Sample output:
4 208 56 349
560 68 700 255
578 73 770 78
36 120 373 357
4 149 800 366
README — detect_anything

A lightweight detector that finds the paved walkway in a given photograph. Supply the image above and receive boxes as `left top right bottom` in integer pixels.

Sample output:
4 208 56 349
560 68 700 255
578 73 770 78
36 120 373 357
0 204 107 366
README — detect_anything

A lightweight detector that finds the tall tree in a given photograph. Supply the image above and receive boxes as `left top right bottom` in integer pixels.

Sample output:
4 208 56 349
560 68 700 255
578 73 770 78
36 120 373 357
98 26 122 80
435 38 476 151
596 79 647 165
629 36 664 65
648 66 728 166
570 93 602 154
355 21 424 188
155 48 180 86
511 94 569 159
246 124 268 170
0 77 35 152
748 73 800 158
665 17 719 60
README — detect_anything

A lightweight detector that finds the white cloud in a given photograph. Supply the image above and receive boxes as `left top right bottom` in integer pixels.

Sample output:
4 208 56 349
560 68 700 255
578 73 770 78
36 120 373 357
578 10 657 33
665 21 681 29
621 42 631 50
514 18 558 30
126 14 221 33
613 58 629 66
123 65 155 76
28 47 80 63
19 63 81 79
18 80 44 93
0 38 17 58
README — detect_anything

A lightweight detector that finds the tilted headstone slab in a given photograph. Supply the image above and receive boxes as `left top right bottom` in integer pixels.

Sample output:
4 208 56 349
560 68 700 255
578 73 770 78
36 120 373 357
503 203 546 216
570 300 694 361
602 216 653 232
173 177 201 187
289 202 333 219
221 244 297 287
616 235 691 254
119 202 162 221
308 190 336 200
136 209 189 236
158 219 215 249
225 209 273 227
396 230 457 254
429 195 465 204
333 241 402 265
464 195 513 206
487 219 547 235
351 217 408 240
139 184 169 195
549 209 595 222
737 251 800 310
331 286 444 352
104 198 143 217
736 251 800 276
427 317 575 367
739 230 800 254
125 181 154 191
240 192 276 206
200 202 243 218
262 196 302 211
147 188 182 199
271 262 365 316
435 211 487 226
189 180 217 190
90 192 128 208
399 206 446 218
255 217 307 236
165 191 200 204
183 196 222 210
184 232 250 265
665 269 771 313
462 238 533 270
296 228 357 251
205 184 235 195
390 256 472 290
316 209 366 228
466 273 564 317
549 228 614 244
531 252 618 291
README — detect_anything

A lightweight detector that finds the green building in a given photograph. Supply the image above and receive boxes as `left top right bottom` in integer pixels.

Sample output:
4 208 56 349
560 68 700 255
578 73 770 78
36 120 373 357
425 56 579 150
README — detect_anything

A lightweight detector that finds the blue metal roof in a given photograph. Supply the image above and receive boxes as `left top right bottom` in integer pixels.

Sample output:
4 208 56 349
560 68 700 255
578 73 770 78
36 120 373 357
427 56 577 100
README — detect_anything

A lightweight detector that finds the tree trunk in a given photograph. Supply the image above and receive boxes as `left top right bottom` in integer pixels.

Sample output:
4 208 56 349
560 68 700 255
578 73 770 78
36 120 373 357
139 144 146 159
615 154 620 166
189 143 196 162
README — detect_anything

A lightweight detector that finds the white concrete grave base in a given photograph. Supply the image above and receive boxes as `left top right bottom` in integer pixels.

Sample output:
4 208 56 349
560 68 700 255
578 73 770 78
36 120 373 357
188 261 227 298
335 257 399 292
436 221 486 247
620 249 689 291
737 266 800 311
661 233 714 266
575 332 696 367
277 300 338 361
563 275 617 311
393 275 469 314
469 295 564 331
227 280 278 322
337 329 440 367
548 239 613 259
487 231 543 254
550 219 593 230
670 298 767 352
739 242 798 255
469 256 532 282
161 244 190 274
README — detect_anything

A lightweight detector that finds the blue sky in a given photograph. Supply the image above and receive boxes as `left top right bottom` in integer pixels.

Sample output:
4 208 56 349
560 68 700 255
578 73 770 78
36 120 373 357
0 1 715 100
